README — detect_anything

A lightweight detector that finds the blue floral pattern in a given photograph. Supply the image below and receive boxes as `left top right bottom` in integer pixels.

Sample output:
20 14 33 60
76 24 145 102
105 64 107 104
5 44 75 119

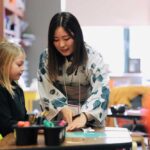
37 44 110 125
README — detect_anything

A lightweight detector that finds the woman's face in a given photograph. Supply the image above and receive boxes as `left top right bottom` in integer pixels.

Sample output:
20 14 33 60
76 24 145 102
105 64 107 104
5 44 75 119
53 27 75 57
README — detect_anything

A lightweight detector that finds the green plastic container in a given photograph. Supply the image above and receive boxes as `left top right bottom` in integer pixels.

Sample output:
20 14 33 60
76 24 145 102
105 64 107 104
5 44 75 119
0 134 3 140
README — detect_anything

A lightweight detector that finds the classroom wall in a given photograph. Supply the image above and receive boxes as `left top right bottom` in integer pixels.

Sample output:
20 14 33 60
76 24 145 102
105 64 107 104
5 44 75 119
65 0 150 26
25 0 61 85
64 0 150 76
25 0 150 85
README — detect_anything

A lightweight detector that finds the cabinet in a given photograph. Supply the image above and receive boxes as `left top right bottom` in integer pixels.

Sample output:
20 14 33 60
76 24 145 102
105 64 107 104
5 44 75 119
0 0 26 42
0 0 30 85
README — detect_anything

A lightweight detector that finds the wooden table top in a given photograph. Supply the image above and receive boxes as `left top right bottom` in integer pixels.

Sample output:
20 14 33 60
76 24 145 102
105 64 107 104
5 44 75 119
0 127 132 150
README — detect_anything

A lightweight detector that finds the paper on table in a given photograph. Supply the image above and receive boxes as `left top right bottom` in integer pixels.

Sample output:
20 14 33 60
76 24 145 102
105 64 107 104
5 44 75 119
66 132 106 138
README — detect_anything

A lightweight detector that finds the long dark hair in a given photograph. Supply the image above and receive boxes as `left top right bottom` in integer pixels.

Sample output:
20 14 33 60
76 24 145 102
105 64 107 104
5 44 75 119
48 12 87 81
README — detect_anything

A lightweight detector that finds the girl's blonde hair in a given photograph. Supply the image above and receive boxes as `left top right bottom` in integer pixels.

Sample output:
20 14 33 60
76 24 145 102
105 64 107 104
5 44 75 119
0 41 25 96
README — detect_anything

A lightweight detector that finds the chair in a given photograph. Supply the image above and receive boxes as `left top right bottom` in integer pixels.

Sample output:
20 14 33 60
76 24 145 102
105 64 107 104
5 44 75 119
107 85 150 127
107 85 150 150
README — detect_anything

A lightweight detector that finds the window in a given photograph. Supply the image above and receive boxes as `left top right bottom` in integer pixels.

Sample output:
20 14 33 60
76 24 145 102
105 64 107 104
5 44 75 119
130 26 150 77
82 26 124 74
82 26 150 81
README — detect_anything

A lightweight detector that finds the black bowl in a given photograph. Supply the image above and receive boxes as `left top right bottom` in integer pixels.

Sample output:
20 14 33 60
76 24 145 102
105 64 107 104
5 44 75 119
44 121 66 146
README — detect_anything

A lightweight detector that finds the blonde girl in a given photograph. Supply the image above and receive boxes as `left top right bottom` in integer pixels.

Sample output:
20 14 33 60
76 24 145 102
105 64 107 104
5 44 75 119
0 41 28 137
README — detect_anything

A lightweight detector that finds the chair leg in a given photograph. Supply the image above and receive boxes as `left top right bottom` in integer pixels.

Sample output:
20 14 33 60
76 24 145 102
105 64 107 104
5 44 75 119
141 137 146 150
132 141 137 150
132 135 146 150
113 117 119 127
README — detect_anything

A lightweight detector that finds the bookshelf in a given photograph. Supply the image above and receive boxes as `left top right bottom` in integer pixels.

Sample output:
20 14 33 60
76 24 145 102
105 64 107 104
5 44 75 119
0 0 31 87
0 0 26 42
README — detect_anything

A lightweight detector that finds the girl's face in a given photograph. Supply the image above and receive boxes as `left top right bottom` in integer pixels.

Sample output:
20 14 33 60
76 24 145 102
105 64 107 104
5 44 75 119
53 27 75 57
9 52 25 81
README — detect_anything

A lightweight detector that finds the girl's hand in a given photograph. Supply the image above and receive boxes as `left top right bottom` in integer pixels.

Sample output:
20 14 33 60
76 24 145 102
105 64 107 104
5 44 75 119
60 106 73 124
66 113 87 131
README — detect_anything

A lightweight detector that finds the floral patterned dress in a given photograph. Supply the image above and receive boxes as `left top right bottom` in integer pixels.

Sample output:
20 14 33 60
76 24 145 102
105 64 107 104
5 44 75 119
37 44 110 127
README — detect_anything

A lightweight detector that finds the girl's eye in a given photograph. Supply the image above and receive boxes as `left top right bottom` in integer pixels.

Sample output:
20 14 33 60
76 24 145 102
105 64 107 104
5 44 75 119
17 63 23 67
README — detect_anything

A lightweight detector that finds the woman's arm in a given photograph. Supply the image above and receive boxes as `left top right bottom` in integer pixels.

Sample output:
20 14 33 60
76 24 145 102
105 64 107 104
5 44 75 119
67 49 110 131
81 50 110 126
37 50 72 121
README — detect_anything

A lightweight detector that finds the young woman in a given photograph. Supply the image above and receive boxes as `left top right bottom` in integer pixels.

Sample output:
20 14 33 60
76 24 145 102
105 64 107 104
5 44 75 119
38 12 110 131
0 41 28 137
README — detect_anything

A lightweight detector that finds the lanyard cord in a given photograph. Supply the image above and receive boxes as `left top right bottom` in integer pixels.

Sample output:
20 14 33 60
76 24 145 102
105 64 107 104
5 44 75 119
63 67 81 114
78 75 81 113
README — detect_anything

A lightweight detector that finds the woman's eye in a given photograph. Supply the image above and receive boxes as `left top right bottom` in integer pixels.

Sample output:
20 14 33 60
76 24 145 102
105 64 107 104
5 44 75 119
64 36 71 41
53 36 71 42
64 38 70 40
53 39 59 42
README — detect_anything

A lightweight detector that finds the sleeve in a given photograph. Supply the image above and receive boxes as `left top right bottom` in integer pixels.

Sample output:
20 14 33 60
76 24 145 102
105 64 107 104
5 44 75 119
37 50 68 120
0 90 17 136
81 51 110 125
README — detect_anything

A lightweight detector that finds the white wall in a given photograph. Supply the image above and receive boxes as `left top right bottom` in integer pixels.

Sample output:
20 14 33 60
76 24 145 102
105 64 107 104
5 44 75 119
82 26 124 73
25 0 150 84
25 0 61 84
64 0 150 75
65 0 150 26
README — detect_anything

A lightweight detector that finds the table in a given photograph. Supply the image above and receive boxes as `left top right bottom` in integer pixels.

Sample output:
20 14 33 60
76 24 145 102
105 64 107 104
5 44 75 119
107 108 142 120
107 108 147 149
0 127 132 150
107 108 142 128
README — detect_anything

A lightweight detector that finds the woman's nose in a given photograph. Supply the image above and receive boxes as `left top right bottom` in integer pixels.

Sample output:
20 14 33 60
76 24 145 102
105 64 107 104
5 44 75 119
59 40 65 48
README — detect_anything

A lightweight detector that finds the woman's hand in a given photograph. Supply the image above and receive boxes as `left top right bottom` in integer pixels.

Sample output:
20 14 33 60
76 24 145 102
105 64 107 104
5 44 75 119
66 113 87 131
60 106 73 124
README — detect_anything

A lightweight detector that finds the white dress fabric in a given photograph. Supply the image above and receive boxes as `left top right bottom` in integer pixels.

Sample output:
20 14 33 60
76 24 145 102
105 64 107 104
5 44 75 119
37 44 110 127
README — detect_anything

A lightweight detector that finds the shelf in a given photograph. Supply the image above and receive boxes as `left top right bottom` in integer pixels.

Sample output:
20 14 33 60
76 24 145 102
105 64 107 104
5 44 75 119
110 73 142 78
5 29 15 36
5 3 24 18
4 0 25 18
0 0 31 89
110 73 142 87
0 0 29 43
